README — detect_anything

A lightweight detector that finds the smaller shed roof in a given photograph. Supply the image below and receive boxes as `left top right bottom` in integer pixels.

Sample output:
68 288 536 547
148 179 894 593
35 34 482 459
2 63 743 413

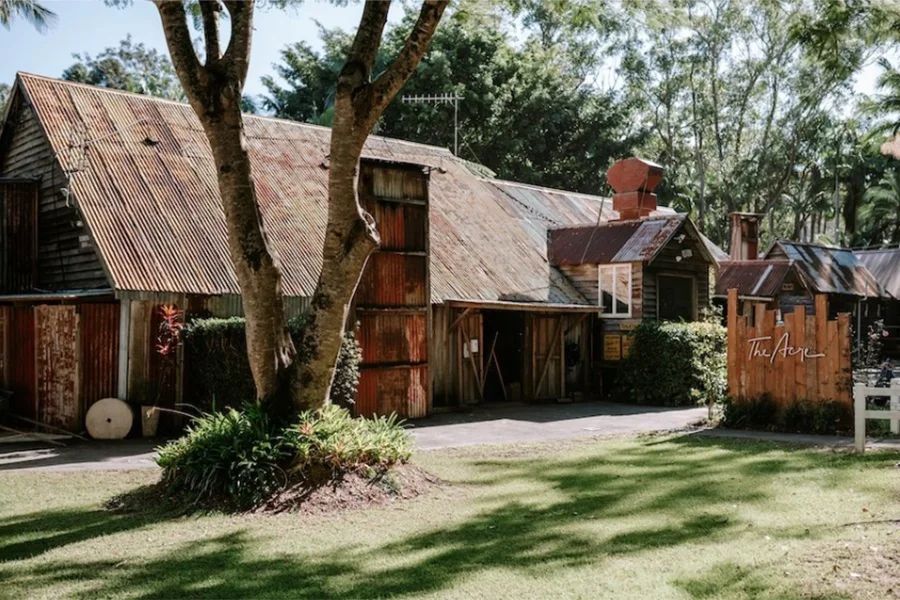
548 214 717 266
714 260 798 299
854 248 900 299
764 241 887 298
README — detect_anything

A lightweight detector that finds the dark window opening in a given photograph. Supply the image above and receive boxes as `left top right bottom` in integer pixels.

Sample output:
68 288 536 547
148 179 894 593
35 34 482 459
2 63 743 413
481 310 525 403
657 275 695 321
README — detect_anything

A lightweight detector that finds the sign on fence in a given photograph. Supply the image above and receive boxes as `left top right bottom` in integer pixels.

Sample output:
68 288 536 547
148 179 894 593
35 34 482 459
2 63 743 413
726 289 851 405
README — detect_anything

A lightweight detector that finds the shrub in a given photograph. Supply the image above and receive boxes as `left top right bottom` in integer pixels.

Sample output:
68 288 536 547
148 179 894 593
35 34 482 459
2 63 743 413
285 405 411 479
720 396 852 435
156 405 290 508
156 404 411 509
183 316 361 411
614 320 727 406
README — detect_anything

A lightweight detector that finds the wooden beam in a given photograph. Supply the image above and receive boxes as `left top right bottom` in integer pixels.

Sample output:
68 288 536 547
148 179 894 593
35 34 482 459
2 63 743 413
534 316 564 398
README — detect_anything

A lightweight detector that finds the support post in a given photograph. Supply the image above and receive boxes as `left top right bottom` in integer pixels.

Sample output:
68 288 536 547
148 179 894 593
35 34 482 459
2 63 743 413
854 383 866 453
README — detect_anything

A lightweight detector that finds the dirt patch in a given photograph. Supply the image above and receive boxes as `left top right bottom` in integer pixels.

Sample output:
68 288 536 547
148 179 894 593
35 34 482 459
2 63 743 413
107 463 444 517
257 463 442 515
795 522 900 599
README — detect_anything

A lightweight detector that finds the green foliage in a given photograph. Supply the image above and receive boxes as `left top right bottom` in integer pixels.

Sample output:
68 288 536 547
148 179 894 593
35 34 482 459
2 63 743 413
614 320 727 407
262 4 641 193
285 405 412 479
156 404 411 509
183 315 360 411
156 405 290 508
62 36 186 101
721 396 851 435
0 0 56 32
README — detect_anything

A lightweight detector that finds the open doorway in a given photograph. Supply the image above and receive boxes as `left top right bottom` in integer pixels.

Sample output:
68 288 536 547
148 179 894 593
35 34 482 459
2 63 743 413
481 310 525 403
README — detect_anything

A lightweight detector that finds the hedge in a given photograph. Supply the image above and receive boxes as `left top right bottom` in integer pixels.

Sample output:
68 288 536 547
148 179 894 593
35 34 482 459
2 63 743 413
613 320 727 407
183 316 361 412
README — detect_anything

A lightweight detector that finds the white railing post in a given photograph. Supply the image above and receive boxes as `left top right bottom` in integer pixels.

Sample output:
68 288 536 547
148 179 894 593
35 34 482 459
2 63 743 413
854 383 866 453
891 379 900 436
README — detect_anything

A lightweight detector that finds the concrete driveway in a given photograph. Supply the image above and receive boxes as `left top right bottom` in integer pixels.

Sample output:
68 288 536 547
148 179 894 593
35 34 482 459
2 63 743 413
0 402 707 472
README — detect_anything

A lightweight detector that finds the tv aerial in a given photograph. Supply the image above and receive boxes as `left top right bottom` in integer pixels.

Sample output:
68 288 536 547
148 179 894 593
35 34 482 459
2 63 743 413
401 93 462 156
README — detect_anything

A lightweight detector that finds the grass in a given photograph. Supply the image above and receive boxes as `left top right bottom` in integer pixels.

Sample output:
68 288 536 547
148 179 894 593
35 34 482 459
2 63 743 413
1 434 899 599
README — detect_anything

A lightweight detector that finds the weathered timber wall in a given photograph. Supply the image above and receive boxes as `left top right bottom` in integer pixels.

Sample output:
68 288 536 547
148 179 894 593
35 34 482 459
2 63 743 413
726 289 851 406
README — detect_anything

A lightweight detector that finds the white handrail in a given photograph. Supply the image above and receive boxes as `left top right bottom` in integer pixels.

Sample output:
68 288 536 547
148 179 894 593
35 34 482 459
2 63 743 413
853 380 900 453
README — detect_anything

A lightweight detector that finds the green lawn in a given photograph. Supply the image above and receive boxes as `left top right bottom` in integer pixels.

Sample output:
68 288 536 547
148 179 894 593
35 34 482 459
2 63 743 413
1 435 898 599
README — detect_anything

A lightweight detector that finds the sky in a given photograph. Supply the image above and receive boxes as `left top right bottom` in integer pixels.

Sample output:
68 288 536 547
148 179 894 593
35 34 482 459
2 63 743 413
0 0 405 98
0 0 891 103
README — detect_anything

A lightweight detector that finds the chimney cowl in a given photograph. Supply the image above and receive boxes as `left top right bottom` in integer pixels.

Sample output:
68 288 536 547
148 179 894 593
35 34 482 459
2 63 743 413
606 157 663 220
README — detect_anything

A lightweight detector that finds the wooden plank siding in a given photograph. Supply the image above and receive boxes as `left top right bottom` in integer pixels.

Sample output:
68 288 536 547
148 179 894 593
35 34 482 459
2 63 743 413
726 289 851 407
643 235 711 320
0 98 108 290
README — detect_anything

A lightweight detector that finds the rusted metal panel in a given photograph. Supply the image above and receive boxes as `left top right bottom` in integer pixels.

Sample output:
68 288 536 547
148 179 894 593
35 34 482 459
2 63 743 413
79 302 119 409
356 365 428 418
357 310 427 366
354 164 430 417
0 180 38 292
6 305 36 419
35 305 80 431
715 261 798 299
767 241 886 298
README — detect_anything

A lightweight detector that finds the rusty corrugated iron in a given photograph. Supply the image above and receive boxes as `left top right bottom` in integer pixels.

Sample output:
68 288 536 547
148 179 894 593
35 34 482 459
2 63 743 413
0 180 38 292
6 305 35 420
35 304 80 431
765 241 887 298
714 260 797 299
12 73 655 307
854 249 900 299
79 302 119 409
548 215 688 266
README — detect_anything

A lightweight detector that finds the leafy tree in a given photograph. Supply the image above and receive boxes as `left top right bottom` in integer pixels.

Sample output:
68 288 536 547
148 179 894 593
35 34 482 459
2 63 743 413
263 3 641 193
0 0 56 32
0 83 9 109
858 168 900 245
62 36 186 101
621 0 891 245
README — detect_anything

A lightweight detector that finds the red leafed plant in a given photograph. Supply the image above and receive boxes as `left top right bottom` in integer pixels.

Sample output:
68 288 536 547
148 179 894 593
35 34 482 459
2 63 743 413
156 304 184 357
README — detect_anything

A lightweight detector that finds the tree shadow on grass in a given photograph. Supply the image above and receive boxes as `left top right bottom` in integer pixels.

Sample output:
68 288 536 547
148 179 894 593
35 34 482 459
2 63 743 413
2 435 889 598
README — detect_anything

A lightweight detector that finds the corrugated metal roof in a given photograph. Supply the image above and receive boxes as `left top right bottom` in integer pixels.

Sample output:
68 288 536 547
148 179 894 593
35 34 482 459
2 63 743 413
10 73 666 306
765 241 888 298
854 248 900 299
548 215 692 265
714 260 797 299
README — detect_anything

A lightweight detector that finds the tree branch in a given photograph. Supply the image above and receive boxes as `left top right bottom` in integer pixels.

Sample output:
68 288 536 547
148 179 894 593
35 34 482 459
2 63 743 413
347 0 392 79
153 0 204 99
200 0 222 66
222 0 254 86
371 0 449 115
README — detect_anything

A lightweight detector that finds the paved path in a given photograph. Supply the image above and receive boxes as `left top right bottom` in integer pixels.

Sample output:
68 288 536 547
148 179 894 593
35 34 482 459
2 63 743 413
408 402 707 450
695 427 900 451
0 402 706 472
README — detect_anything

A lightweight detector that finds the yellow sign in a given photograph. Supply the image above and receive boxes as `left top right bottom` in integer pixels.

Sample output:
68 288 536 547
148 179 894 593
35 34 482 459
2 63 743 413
603 334 622 361
621 334 634 357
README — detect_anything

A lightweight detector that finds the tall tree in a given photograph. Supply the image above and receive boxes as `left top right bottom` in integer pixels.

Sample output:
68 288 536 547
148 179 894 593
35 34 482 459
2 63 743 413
0 0 56 31
295 0 448 409
263 4 640 193
0 83 9 109
154 0 446 411
62 36 186 101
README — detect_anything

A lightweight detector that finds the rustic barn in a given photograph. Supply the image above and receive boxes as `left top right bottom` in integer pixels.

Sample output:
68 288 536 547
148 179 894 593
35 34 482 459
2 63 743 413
0 74 726 433
854 248 900 357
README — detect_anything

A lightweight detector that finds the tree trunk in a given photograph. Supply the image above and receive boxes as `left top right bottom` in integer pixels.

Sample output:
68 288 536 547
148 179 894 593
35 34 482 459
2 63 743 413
201 97 295 409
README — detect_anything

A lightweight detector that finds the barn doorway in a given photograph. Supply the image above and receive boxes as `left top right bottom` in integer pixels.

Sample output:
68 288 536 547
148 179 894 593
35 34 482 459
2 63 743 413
481 310 525 403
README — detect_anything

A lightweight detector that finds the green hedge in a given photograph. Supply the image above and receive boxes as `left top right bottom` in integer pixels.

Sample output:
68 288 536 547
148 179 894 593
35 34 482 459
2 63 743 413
720 395 852 435
183 316 360 412
613 320 727 406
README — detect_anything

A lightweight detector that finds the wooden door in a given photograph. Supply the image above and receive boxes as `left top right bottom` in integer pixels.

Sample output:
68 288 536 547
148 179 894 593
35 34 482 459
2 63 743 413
35 305 80 431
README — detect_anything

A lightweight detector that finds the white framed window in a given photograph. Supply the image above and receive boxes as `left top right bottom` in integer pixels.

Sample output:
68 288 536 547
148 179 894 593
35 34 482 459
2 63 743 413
598 264 632 317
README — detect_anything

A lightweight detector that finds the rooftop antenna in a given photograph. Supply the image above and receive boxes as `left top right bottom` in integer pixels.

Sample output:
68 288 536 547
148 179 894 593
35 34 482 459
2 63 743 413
401 93 462 156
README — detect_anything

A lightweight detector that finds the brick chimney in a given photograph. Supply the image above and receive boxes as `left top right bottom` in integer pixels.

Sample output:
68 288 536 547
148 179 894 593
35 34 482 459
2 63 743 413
606 157 663 220
729 212 762 260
